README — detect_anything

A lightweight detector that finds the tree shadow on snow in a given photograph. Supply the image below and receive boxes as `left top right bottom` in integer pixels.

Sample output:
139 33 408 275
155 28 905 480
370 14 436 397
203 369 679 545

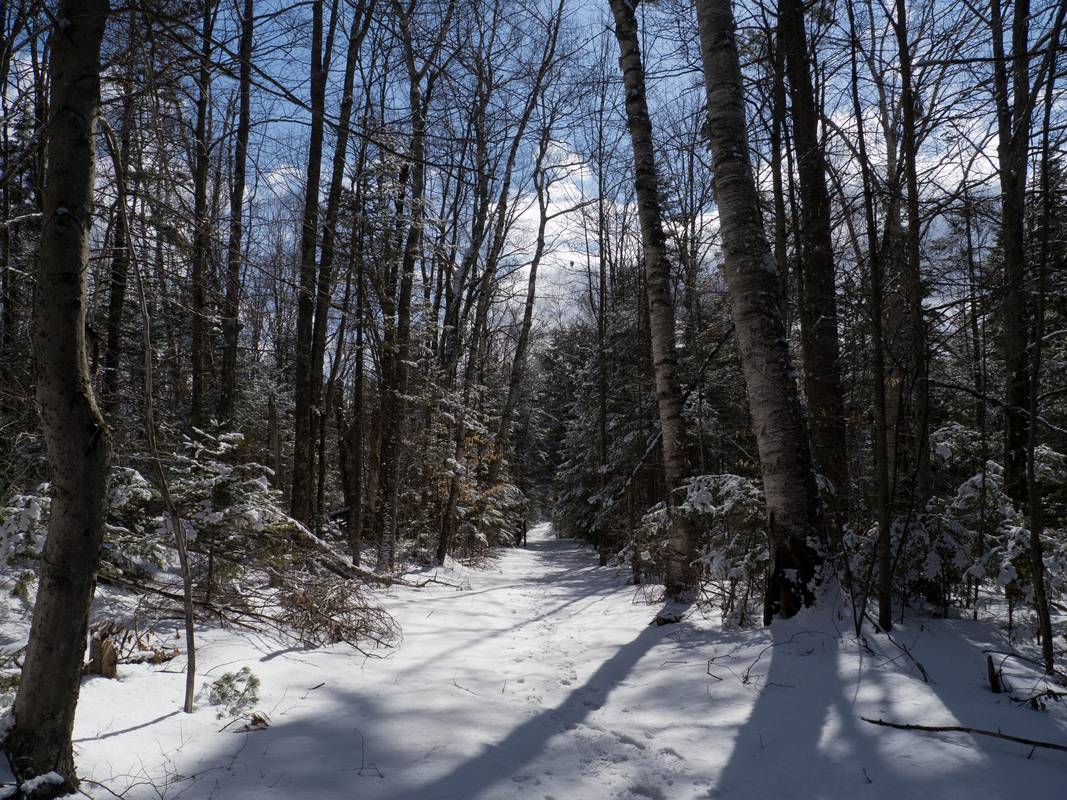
110 536 667 800
391 536 631 678
708 608 1061 799
386 619 677 800
105 622 674 800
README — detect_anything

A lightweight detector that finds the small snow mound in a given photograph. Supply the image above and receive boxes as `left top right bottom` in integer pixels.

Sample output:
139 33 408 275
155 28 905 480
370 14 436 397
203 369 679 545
19 771 64 797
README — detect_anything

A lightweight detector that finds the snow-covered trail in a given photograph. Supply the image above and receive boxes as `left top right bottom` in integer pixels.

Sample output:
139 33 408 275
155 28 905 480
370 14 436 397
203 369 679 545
69 523 1067 799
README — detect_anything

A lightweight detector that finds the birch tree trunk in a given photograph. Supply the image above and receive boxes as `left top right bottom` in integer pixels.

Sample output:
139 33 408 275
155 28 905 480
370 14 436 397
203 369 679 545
102 40 135 419
4 1 111 791
696 0 823 621
609 0 695 605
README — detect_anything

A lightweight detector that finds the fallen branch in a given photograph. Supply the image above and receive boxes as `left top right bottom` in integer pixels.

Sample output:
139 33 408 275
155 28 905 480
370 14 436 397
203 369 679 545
287 524 414 587
1014 688 1067 709
861 717 1067 753
885 630 930 684
410 574 467 589
982 648 1067 683
98 574 268 630
740 631 838 684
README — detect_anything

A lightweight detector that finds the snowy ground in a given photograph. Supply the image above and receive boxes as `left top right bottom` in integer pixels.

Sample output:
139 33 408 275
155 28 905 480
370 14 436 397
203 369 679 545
4 522 1067 798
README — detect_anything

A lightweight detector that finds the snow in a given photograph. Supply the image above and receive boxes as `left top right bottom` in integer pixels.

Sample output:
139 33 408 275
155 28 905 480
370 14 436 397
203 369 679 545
3 523 1066 798
10 771 64 797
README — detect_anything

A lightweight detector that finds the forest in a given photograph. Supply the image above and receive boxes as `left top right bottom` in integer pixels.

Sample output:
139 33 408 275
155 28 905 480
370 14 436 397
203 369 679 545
0 0 1066 797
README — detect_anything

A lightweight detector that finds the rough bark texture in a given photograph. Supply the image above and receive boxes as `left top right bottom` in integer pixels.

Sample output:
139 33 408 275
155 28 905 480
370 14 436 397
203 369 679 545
696 0 823 622
609 0 695 602
778 0 849 524
990 0 1030 507
893 0 931 504
219 0 253 422
291 0 328 522
4 1 111 791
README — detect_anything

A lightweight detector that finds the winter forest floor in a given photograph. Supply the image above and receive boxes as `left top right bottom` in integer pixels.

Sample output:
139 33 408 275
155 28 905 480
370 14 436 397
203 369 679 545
6 523 1067 799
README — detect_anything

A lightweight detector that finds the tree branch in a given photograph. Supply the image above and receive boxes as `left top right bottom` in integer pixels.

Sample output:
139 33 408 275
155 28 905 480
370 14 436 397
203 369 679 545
861 717 1067 753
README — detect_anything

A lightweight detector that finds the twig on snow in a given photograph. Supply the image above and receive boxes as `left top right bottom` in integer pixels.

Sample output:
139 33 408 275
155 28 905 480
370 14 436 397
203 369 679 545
861 717 1067 754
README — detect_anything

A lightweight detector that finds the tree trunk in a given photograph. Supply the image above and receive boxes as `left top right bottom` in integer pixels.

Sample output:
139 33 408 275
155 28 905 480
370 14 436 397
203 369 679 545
845 0 892 630
990 0 1030 507
487 118 554 484
219 0 253 422
309 0 372 531
768 30 789 308
346 213 367 564
696 0 823 622
0 2 28 401
436 0 548 563
840 0 892 635
1025 10 1063 674
609 0 695 605
778 0 849 526
291 0 329 522
189 0 215 429
379 0 454 569
892 0 931 504
102 49 135 420
4 1 111 791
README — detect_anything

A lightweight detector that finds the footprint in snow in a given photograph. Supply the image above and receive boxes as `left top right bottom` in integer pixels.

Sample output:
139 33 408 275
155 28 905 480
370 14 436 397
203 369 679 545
614 732 647 750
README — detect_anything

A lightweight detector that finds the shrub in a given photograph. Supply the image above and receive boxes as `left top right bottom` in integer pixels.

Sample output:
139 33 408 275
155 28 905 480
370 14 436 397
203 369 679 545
205 667 260 718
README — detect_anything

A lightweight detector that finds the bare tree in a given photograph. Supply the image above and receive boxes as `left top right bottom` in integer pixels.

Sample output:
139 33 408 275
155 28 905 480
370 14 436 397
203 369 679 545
3 1 111 791
696 0 823 621
189 0 216 429
219 0 254 422
608 0 696 609
292 0 333 522
778 0 849 527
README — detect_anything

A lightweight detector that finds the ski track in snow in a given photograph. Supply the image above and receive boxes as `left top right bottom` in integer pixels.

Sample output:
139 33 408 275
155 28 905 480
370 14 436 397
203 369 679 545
33 522 1067 798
